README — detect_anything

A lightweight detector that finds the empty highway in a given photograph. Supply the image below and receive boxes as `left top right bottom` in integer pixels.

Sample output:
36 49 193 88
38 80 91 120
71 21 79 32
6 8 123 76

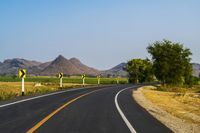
0 85 172 133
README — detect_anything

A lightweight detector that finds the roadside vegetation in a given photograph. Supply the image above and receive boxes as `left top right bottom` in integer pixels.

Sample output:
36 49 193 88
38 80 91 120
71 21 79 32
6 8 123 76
128 40 200 132
0 76 128 101
133 86 200 133
143 86 200 123
127 58 154 83
0 82 83 100
127 39 200 89
0 76 128 84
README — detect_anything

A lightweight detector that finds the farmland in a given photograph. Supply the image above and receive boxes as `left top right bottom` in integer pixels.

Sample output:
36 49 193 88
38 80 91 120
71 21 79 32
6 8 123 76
0 76 128 101
0 76 128 84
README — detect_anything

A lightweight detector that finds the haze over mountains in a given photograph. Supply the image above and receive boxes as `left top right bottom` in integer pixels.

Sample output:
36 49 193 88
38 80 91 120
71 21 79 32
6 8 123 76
101 63 128 77
192 63 200 78
0 55 127 77
0 55 98 76
0 55 199 78
40 55 99 76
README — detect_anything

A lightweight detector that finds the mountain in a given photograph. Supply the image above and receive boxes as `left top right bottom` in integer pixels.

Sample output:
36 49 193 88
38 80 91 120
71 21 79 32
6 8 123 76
0 55 99 76
3 58 41 68
101 63 128 77
102 62 200 78
69 58 99 76
106 62 200 78
38 61 52 69
192 63 200 78
1 56 198 77
41 55 99 76
0 58 42 75
40 55 82 75
101 62 200 78
110 63 127 72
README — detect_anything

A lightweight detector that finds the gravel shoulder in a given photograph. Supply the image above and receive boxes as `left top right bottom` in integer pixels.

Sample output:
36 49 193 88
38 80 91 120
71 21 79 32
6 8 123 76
132 86 200 133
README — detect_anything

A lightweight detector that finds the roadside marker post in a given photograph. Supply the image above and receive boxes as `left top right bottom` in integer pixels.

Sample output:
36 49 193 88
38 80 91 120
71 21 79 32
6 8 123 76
97 75 101 85
58 73 64 88
117 76 119 84
19 69 26 96
82 74 86 87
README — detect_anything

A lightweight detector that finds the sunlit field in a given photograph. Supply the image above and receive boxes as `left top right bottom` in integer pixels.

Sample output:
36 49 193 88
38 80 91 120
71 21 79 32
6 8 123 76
0 76 128 84
141 86 200 124
0 76 128 100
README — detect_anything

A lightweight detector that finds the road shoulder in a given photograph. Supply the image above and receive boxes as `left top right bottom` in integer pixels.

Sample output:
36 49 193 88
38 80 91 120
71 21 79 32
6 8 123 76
132 86 200 133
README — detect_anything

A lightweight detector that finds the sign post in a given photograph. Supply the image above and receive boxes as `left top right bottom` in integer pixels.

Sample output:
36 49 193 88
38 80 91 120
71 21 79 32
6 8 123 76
19 69 26 96
117 76 119 84
82 74 86 87
97 75 101 85
58 73 64 88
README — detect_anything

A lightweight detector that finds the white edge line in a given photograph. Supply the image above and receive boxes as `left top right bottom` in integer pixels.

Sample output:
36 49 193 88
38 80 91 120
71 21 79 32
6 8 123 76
115 86 137 133
0 88 85 108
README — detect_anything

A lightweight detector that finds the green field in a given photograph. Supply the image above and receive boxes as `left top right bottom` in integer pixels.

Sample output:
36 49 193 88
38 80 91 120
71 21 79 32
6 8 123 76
0 76 128 84
0 76 128 100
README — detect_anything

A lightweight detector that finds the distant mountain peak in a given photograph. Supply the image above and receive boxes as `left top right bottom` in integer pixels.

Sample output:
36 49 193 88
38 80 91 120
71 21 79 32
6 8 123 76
56 55 66 60
70 57 78 60
4 58 23 63
100 62 128 77
192 63 200 77
69 57 81 64
110 62 127 71
52 55 68 64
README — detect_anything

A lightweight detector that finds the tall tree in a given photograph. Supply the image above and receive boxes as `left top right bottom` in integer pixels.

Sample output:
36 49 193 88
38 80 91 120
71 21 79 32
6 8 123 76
147 39 192 85
127 59 153 83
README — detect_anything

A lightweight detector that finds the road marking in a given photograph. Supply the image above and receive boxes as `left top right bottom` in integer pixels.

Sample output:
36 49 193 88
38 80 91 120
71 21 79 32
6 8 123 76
0 88 85 108
26 89 100 133
115 86 137 133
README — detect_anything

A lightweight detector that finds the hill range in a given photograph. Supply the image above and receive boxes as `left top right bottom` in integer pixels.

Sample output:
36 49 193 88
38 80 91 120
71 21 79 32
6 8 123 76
192 63 200 78
0 55 199 77
0 55 128 77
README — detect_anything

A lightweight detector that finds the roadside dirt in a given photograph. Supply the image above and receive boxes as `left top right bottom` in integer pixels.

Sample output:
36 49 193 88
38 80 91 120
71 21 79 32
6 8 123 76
132 86 200 133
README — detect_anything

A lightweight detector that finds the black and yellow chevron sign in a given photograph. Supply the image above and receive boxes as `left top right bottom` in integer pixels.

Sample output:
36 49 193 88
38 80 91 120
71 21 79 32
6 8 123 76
81 74 86 79
58 73 64 79
97 75 101 79
19 69 26 78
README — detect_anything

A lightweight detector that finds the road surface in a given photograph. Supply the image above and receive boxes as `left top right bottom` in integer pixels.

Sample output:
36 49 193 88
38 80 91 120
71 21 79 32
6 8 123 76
0 85 172 133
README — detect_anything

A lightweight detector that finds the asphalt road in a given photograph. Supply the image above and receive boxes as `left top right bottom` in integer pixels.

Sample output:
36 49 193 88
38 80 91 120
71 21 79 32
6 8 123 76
0 85 172 133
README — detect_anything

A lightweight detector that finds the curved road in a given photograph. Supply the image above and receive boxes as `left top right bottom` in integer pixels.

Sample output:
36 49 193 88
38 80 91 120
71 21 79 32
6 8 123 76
0 85 172 133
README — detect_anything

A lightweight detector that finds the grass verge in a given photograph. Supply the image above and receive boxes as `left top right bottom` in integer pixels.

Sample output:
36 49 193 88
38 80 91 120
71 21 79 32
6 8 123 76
0 82 85 101
142 86 200 124
0 76 128 84
133 86 200 133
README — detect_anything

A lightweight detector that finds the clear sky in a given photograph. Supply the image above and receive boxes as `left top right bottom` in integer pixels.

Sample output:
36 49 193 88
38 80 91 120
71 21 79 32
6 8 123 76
0 0 199 70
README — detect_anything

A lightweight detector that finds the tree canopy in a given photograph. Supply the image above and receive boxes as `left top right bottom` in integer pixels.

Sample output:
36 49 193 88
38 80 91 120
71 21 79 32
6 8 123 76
127 59 153 83
147 40 192 85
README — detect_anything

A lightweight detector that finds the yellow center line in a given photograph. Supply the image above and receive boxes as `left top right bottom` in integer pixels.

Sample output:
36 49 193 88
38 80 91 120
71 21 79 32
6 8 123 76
26 89 99 133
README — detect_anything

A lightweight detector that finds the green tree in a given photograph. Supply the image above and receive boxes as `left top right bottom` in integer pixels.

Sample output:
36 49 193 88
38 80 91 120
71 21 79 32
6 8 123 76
127 59 153 83
147 39 192 85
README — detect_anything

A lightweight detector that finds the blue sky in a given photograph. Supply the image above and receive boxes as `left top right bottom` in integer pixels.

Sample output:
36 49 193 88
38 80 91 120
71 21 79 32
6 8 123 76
0 0 199 70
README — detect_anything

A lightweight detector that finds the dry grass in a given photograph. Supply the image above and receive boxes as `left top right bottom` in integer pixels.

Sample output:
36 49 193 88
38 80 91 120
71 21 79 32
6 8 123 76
0 82 84 100
141 86 200 124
